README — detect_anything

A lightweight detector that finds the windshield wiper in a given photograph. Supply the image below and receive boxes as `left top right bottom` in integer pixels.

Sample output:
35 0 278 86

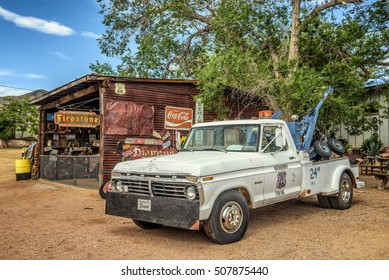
181 147 226 153
202 147 227 153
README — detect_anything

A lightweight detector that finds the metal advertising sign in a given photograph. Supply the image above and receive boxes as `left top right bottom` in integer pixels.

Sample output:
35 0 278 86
164 106 193 131
54 110 100 128
195 100 204 124
122 146 176 160
125 138 163 146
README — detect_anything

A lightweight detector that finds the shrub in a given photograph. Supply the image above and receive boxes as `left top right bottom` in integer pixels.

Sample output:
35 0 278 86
360 134 384 157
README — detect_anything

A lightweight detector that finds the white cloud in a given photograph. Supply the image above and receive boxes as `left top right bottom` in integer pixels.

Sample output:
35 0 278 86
0 68 45 79
50 51 69 60
25 73 46 79
0 69 13 76
81 31 101 39
0 6 75 36
0 85 31 97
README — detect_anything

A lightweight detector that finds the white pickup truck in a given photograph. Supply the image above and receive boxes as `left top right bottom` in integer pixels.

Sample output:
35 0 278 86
106 111 364 244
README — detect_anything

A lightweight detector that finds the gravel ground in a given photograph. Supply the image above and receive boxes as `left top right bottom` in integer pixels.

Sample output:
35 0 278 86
0 148 388 260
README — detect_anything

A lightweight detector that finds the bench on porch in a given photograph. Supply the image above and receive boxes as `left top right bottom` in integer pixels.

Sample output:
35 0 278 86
360 157 389 189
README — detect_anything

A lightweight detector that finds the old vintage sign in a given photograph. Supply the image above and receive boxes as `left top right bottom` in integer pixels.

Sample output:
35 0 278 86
114 82 126 95
125 138 163 146
125 146 177 160
104 101 154 136
54 110 100 128
165 106 193 131
195 100 204 124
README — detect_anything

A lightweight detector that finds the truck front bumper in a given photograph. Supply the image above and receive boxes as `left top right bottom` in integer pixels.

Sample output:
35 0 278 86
106 192 200 230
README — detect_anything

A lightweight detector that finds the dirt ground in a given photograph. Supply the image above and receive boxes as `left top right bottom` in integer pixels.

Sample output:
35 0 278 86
0 148 388 260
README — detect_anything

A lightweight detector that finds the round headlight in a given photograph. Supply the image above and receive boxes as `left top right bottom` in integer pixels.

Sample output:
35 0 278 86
115 180 123 192
186 186 197 201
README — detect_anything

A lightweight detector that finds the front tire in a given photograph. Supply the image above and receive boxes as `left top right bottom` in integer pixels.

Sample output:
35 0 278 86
330 172 353 209
204 190 249 244
132 219 163 230
99 180 112 199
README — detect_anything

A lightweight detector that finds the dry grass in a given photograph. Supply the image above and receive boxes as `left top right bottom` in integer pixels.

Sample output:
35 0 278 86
0 148 23 177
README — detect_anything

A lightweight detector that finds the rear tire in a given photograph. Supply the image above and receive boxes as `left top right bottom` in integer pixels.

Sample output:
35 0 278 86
330 172 353 210
132 219 163 230
317 194 332 208
204 190 249 244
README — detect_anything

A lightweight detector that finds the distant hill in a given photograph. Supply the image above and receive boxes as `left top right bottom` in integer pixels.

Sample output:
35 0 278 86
0 89 48 106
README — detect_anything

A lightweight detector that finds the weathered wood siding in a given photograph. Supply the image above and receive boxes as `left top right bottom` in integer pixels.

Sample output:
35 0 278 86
100 81 259 182
100 82 196 182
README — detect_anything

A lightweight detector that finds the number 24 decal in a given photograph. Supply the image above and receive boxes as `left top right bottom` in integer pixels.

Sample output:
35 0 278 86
310 167 321 179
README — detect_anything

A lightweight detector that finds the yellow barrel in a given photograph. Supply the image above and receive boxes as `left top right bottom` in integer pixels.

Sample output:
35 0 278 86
15 159 31 181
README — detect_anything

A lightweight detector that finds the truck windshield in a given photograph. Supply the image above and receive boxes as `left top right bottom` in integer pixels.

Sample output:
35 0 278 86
182 124 260 152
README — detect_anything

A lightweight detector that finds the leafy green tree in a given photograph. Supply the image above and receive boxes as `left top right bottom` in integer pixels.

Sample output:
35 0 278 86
93 0 388 134
89 60 118 76
0 97 39 139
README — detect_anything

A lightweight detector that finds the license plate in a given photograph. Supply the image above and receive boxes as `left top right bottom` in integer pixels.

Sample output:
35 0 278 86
356 181 365 189
137 199 151 211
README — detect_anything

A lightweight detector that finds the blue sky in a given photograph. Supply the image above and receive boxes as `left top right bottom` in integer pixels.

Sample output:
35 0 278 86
0 0 117 96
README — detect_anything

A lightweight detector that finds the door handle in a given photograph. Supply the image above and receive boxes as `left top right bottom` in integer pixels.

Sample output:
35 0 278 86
289 156 296 160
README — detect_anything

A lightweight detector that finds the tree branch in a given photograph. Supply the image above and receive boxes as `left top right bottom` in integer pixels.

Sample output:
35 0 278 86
289 0 301 61
376 61 389 66
183 2 211 24
307 0 363 19
266 42 282 80
206 1 215 12
335 48 371 79
165 25 212 71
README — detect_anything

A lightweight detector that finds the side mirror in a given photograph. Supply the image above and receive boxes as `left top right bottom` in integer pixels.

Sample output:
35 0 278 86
275 126 286 147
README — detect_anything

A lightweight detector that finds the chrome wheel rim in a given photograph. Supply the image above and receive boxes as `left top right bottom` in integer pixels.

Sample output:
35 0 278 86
341 179 351 202
220 201 243 233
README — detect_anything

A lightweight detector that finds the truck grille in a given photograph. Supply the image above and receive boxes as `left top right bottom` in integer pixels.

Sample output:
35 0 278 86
121 179 149 195
153 181 187 198
114 175 198 200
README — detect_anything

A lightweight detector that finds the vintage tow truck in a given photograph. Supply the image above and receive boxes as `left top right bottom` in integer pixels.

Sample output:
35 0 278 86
106 88 364 244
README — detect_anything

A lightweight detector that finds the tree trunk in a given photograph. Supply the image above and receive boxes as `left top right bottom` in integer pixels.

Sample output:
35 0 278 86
289 0 300 61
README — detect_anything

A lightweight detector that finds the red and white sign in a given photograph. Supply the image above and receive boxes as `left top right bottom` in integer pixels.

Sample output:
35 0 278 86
165 106 193 131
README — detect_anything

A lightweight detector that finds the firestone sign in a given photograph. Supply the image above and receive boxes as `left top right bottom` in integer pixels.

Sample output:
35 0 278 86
164 106 193 131
54 110 100 128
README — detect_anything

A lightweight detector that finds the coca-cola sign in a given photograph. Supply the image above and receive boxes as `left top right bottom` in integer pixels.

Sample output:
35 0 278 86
165 106 193 130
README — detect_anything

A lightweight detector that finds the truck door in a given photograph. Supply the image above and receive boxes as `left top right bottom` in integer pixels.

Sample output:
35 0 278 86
260 124 302 205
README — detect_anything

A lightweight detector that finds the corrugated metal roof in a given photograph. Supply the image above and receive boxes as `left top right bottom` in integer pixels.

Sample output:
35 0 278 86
30 74 197 106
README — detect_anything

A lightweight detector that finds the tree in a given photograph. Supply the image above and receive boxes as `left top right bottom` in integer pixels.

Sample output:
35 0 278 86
89 60 118 76
0 97 39 139
93 0 388 133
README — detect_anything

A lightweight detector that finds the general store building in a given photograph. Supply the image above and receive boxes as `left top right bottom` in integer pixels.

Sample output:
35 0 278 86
30 74 259 189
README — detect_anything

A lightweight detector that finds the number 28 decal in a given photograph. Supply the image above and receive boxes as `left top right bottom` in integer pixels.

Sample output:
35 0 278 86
310 167 321 179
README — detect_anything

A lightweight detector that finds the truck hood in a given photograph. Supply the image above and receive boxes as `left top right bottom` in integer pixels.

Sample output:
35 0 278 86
112 151 257 176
